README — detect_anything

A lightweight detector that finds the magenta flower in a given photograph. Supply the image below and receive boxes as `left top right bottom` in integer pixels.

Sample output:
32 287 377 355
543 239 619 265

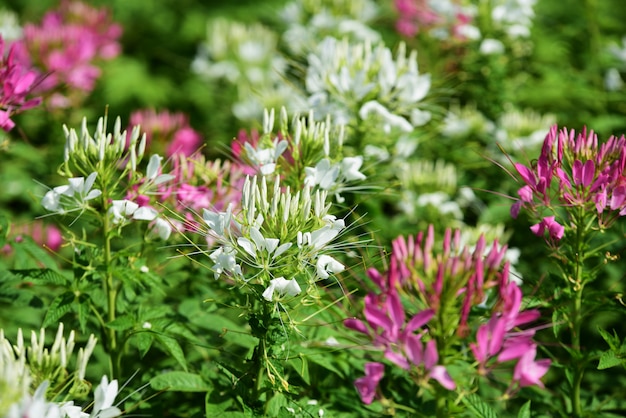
346 226 550 405
529 216 564 242
513 125 626 229
11 0 122 108
354 362 384 404
513 345 551 388
0 36 42 131
128 109 203 158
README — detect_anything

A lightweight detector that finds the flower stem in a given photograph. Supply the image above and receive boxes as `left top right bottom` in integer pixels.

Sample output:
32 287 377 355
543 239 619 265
569 209 587 417
102 201 120 379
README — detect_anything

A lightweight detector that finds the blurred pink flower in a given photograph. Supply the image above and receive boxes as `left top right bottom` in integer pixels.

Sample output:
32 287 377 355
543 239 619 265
0 35 42 131
128 109 203 158
11 0 122 108
354 362 384 404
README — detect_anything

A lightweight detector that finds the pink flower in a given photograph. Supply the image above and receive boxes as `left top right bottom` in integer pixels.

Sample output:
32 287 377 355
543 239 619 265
513 345 551 388
529 216 564 241
513 125 626 228
166 127 203 157
355 362 384 404
0 36 42 131
11 1 121 108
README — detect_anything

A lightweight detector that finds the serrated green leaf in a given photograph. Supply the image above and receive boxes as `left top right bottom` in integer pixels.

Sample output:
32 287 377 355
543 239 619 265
11 268 69 286
76 293 90 333
597 327 620 351
133 331 154 358
43 291 75 328
106 315 136 331
598 350 623 370
150 371 210 392
461 393 499 418
155 334 188 371
517 401 531 418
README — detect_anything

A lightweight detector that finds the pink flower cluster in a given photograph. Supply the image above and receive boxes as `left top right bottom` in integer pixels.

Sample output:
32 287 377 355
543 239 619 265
11 0 122 108
345 225 549 404
512 125 626 237
0 36 42 131
394 0 475 41
1 221 62 255
128 109 203 158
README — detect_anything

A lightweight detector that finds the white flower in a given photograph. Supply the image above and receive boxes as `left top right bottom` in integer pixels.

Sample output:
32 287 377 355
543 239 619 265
108 200 140 224
339 157 366 182
298 215 345 250
41 172 102 214
7 381 63 418
358 101 413 133
316 254 345 279
209 246 242 279
90 376 121 418
202 205 234 238
605 68 623 91
146 154 175 185
304 158 340 189
480 38 505 55
151 218 172 241
237 227 292 262
262 277 302 301
244 139 288 175
60 402 88 418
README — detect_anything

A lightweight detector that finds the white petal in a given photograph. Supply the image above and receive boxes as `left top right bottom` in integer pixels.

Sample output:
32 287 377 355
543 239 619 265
262 281 277 301
146 154 163 180
237 237 257 257
273 242 292 259
42 191 62 211
133 206 158 221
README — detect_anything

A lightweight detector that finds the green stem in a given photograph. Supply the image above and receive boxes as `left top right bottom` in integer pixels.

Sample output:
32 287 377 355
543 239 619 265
102 200 120 379
569 209 587 417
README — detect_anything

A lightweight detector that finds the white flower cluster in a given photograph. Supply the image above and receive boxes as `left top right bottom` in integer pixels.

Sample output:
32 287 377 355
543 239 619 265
279 0 381 55
306 37 431 134
192 19 306 121
201 175 346 303
63 116 145 172
491 0 537 39
0 324 121 418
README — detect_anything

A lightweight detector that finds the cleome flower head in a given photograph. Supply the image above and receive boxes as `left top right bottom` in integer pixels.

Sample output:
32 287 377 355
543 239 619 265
200 173 349 305
279 0 381 56
345 225 549 404
512 125 626 232
306 37 431 137
237 107 368 203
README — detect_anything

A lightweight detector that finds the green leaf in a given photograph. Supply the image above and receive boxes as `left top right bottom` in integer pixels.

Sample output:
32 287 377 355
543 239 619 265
11 268 69 286
106 315 136 331
517 401 531 418
0 212 9 247
461 393 499 418
155 334 188 371
205 389 233 416
597 327 620 351
598 350 623 370
133 331 154 358
43 291 75 328
288 355 310 385
150 371 210 392
76 293 90 333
